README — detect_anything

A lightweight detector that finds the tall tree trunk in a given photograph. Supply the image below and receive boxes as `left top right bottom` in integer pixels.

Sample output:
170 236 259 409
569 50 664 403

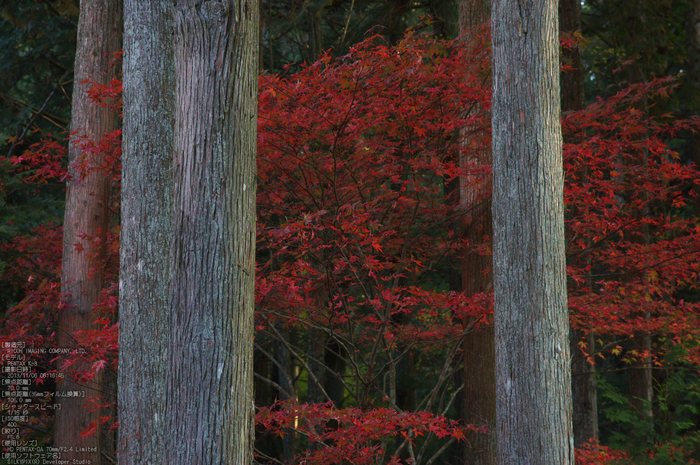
307 284 329 405
324 337 347 406
56 0 121 462
628 333 654 420
165 1 259 463
570 332 599 446
559 0 584 112
275 327 298 462
118 0 174 462
459 0 490 34
307 328 327 405
560 0 599 448
458 1 496 464
491 0 574 462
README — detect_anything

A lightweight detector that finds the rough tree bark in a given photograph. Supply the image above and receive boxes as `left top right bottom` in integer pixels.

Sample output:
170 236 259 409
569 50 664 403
457 1 496 463
165 1 259 463
56 0 121 462
118 0 174 462
491 0 574 462
560 0 599 447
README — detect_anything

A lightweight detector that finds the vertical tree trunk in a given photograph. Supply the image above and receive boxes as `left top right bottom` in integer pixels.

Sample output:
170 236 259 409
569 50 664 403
307 284 329 406
118 0 174 463
275 328 298 462
628 333 654 420
559 0 584 112
459 0 490 35
309 6 325 62
458 2 496 464
324 338 347 406
560 0 599 448
166 1 259 463
56 0 121 462
570 332 599 446
491 0 574 462
307 327 327 405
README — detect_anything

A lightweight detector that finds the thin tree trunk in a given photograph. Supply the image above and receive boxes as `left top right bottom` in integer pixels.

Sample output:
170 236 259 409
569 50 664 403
118 0 174 462
560 0 599 448
491 0 574 462
275 327 298 462
307 285 329 405
324 337 347 406
570 332 599 446
309 6 325 62
306 321 326 455
559 0 584 112
307 328 328 404
165 1 259 462
628 332 654 420
458 2 496 463
56 0 121 462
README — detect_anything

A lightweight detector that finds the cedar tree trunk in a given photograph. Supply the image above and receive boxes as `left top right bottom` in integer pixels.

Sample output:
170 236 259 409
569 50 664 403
56 0 122 461
491 0 574 462
458 1 496 464
166 1 259 463
118 0 174 463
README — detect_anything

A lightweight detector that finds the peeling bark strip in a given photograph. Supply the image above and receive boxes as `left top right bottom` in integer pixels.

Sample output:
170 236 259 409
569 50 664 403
57 0 122 461
166 1 259 464
119 0 174 463
491 0 574 463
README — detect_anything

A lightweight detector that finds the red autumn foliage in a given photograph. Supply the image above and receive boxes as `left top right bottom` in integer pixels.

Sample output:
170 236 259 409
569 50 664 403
563 78 700 363
256 400 479 464
575 440 631 464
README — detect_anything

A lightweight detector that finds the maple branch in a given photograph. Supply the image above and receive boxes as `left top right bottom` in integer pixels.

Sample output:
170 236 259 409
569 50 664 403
253 340 298 400
256 307 363 404
370 339 420 402
595 365 688 376
417 330 466 413
415 379 465 465
253 449 284 465
424 437 457 465
7 90 56 158
407 434 416 463
412 371 466 464
339 0 355 48
266 321 333 403
441 382 464 417
253 372 294 401
361 320 386 403
0 91 68 131
570 336 631 365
